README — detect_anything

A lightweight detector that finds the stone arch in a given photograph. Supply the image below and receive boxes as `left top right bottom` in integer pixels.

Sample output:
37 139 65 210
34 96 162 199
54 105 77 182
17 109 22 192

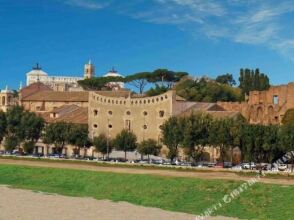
1 96 5 106
256 106 263 123
268 106 274 124
249 106 255 122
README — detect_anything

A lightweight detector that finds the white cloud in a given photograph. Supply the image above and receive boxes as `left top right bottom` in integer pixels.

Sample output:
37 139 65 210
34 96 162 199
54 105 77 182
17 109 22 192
62 0 294 61
65 0 107 10
134 0 294 61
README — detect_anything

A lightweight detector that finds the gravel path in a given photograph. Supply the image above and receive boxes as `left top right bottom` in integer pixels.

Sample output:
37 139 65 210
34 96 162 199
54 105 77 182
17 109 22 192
0 186 236 220
0 158 293 185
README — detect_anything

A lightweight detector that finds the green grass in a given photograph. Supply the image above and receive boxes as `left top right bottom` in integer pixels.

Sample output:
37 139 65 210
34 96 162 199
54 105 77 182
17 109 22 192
0 164 293 219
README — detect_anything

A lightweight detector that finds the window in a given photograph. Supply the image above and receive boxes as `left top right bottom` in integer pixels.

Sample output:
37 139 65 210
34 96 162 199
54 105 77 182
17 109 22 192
126 111 131 116
108 111 113 115
143 111 148 116
159 110 165 118
125 120 131 130
93 110 98 116
108 124 113 128
273 95 279 105
93 124 98 128
143 125 148 129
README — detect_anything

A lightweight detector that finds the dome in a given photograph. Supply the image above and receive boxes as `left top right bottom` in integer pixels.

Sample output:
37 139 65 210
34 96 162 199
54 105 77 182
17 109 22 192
103 67 124 78
26 69 48 76
26 63 48 76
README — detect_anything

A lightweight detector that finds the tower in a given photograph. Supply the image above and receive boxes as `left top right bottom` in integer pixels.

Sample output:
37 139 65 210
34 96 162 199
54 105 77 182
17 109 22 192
84 60 95 79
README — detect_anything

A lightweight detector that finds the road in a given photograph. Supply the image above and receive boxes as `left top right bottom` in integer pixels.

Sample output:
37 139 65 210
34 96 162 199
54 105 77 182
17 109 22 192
0 158 293 185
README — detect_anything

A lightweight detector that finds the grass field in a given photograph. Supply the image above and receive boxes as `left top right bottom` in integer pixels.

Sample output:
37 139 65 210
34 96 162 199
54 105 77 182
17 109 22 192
0 164 293 220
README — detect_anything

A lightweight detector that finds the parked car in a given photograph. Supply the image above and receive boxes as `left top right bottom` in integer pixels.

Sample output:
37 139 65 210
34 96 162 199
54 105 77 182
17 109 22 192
224 162 233 168
115 157 128 163
278 164 288 171
241 162 256 170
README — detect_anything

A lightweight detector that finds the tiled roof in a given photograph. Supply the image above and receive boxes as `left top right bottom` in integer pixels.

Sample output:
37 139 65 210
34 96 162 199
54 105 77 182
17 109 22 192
22 90 89 102
20 82 52 99
40 105 88 124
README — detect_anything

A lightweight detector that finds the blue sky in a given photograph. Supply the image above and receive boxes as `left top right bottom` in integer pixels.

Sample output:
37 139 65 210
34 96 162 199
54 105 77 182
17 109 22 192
0 0 294 90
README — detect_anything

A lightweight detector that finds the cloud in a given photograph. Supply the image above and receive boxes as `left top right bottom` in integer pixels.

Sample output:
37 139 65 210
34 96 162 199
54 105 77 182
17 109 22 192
62 0 294 61
133 0 294 61
65 0 107 10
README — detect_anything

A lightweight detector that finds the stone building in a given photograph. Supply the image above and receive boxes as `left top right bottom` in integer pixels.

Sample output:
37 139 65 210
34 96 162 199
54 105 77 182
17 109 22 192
218 82 294 124
19 82 89 112
0 86 15 112
88 90 239 161
26 61 95 91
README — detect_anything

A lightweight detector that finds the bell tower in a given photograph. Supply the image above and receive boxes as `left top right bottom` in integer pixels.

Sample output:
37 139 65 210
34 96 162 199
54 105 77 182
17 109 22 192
84 60 95 79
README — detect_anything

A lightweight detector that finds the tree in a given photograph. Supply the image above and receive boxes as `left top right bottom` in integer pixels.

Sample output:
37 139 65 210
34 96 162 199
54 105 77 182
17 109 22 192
23 141 35 154
146 84 168 96
210 117 234 164
20 111 45 144
181 113 213 165
175 78 241 102
137 139 162 162
67 124 91 157
148 69 188 89
160 117 184 162
93 134 113 159
125 72 151 94
279 123 294 171
216 73 236 86
5 106 25 151
282 109 294 124
0 111 6 143
113 129 137 160
239 68 270 98
43 122 71 154
4 136 18 153
78 76 124 91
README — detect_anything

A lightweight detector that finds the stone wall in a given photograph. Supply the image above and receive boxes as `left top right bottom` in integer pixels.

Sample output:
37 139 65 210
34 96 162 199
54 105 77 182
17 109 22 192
89 90 176 143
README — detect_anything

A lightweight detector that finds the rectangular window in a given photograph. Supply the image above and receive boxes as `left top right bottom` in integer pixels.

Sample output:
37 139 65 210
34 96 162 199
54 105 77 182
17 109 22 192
273 95 279 105
125 120 131 130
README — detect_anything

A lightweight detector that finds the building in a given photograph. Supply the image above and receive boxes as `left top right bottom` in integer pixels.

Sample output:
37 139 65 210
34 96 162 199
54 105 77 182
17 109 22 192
218 82 294 125
19 82 89 112
0 86 15 112
26 61 95 91
103 67 125 90
88 90 239 161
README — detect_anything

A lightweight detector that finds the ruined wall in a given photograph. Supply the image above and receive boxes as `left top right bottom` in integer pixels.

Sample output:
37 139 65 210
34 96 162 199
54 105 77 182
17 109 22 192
218 83 294 124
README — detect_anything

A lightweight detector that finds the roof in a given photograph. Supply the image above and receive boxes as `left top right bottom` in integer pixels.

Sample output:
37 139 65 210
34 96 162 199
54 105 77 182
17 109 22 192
174 101 225 116
40 105 88 124
207 111 241 119
20 82 52 99
22 90 89 102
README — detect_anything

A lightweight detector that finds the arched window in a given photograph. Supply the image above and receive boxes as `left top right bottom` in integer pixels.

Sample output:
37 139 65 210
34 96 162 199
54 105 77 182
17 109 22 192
93 110 98 116
143 111 148 116
159 110 165 118
1 97 5 106
126 111 131 116
108 111 113 115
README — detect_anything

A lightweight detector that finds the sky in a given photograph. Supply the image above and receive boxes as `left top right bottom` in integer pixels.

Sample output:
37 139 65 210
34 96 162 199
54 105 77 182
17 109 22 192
0 0 294 90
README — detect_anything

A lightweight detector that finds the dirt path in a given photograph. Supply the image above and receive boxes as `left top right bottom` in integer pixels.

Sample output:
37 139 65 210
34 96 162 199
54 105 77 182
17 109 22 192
0 158 293 185
0 186 236 220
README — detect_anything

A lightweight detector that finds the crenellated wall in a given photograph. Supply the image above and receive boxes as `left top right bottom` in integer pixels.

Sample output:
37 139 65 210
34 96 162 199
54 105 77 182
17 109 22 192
88 90 176 143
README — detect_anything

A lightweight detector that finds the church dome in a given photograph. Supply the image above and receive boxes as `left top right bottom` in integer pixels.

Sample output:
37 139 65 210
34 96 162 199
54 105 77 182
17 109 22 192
104 67 124 78
26 63 48 76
